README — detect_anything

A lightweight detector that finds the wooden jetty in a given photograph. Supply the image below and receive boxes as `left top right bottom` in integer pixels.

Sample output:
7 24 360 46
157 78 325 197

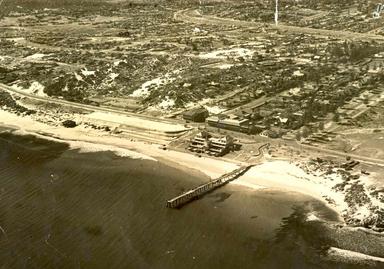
166 165 253 209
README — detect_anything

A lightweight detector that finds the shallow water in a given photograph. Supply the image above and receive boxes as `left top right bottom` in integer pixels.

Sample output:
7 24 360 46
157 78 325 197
0 133 375 269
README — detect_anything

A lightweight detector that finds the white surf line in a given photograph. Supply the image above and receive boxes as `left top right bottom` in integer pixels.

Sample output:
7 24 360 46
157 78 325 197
0 225 7 239
328 247 384 263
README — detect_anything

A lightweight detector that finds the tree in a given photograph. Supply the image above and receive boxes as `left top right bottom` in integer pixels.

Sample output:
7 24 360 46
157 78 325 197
333 112 340 122
191 42 198 52
295 132 301 141
62 120 77 128
301 126 311 138
318 121 325 131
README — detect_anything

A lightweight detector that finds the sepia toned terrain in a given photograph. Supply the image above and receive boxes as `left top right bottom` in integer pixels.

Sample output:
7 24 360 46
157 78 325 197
0 0 384 267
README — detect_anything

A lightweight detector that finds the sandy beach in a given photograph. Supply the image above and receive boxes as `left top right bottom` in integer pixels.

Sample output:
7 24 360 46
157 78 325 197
1 109 384 264
2 108 384 233
0 110 347 216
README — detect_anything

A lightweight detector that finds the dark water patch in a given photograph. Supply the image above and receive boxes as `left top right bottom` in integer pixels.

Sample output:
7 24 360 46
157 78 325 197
208 192 232 203
0 132 69 166
249 206 352 269
274 206 336 253
84 225 103 237
306 200 341 223
0 126 17 132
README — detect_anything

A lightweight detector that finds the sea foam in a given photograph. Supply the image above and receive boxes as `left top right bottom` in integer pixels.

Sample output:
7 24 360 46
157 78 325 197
68 141 157 161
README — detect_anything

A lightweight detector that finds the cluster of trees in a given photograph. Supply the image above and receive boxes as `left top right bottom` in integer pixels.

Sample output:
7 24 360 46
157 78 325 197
44 65 123 102
2 0 105 10
0 66 18 84
142 63 249 108
265 76 302 96
253 67 367 134
288 80 362 128
329 41 384 62
0 39 14 48
44 77 86 102
290 0 355 9
0 91 35 114
303 65 337 84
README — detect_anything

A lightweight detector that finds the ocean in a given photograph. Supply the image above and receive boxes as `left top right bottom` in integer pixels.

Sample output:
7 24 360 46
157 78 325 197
0 131 378 269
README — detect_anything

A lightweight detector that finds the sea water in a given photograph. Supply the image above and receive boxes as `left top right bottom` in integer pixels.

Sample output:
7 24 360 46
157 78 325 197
0 132 374 269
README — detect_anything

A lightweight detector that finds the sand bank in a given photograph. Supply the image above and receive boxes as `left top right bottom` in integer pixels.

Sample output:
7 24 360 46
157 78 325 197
327 247 384 263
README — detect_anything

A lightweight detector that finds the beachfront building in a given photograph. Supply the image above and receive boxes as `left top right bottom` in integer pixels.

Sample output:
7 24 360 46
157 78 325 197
207 114 250 133
183 107 209 122
187 132 239 157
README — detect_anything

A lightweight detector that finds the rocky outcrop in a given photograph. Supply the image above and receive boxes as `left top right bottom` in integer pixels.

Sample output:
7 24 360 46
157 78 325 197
300 157 384 232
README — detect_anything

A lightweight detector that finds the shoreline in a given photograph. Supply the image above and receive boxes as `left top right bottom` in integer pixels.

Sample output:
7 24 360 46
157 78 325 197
3 108 384 230
0 109 344 216
2 109 384 260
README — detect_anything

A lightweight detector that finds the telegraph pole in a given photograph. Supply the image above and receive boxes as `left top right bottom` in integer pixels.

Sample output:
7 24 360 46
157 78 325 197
275 0 279 26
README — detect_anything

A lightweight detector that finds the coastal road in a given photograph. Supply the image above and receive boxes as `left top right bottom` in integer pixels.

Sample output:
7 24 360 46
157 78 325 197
0 83 186 126
175 9 384 42
3 81 384 166
289 140 384 167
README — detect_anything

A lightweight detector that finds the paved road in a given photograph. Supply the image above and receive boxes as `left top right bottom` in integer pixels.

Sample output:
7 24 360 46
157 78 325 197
0 83 184 126
175 9 384 42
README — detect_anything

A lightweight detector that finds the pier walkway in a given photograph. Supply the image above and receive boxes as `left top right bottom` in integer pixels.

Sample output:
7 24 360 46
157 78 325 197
166 164 253 209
